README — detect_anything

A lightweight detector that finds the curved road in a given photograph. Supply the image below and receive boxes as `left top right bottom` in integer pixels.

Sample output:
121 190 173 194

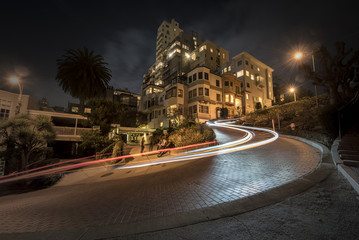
0 124 321 234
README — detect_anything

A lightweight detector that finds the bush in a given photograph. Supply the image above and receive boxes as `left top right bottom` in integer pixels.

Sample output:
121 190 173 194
80 130 114 155
168 123 216 147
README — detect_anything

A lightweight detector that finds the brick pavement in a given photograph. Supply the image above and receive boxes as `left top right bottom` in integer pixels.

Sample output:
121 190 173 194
0 127 321 234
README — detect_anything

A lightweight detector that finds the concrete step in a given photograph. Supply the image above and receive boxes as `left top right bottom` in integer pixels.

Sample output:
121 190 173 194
338 150 359 155
340 154 359 161
343 160 359 167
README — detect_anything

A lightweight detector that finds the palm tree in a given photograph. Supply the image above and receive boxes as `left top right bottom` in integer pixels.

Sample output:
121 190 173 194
56 47 112 112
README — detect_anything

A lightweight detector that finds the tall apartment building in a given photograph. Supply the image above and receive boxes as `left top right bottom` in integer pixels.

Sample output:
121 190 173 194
222 52 274 114
140 19 229 128
140 19 273 128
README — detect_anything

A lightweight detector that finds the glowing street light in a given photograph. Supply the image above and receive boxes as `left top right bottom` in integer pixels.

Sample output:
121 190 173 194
294 52 303 59
290 88 296 102
9 76 23 115
294 51 318 108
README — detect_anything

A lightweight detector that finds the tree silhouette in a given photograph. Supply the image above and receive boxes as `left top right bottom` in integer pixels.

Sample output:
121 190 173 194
299 42 359 105
56 47 111 112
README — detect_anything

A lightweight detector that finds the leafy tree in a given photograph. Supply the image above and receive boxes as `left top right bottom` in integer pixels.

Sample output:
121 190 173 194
79 130 114 155
86 99 122 135
55 47 112 113
0 115 55 172
299 42 359 105
255 102 262 110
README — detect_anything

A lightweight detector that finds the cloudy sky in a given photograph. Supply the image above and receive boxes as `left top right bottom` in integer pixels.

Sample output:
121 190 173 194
1 0 358 107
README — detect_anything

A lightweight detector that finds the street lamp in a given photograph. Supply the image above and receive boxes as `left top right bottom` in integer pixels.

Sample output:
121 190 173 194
294 51 319 108
10 76 23 115
290 88 296 102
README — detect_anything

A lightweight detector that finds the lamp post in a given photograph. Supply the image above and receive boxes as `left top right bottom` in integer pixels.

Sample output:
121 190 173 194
10 76 23 115
290 88 296 102
294 51 319 108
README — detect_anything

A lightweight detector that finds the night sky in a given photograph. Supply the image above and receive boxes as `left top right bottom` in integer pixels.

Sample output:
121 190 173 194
1 0 358 108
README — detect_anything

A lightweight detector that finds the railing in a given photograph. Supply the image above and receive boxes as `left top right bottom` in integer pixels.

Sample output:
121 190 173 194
53 126 93 136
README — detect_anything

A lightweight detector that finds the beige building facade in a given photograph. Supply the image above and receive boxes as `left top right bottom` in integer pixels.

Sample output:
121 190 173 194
140 20 274 128
222 52 274 114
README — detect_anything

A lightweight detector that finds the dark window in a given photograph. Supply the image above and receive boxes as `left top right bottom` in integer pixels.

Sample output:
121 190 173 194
198 72 203 79
245 60 248 65
205 88 209 96
236 86 240 94
230 82 233 87
216 80 220 87
193 73 197 81
210 57 213 60
166 87 177 99
241 82 243 88
189 91 193 98
216 94 221 101
247 82 250 88
225 81 229 86
198 87 203 96
251 64 253 69
178 89 183 97
188 76 192 84
163 109 166 115
199 105 209 114
204 72 209 80
237 60 242 66
193 105 197 113
193 89 197 97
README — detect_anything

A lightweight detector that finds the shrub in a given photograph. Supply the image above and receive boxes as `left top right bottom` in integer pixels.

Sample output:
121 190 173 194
168 123 216 147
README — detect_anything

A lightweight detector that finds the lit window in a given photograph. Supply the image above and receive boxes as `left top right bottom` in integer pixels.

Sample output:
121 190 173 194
178 89 183 97
71 106 79 113
251 74 254 80
185 52 190 59
191 53 196 60
210 48 213 53
246 71 249 76
223 53 225 59
230 95 234 103
257 67 260 71
237 70 244 77
228 66 231 71
225 94 229 102
0 99 11 120
246 93 249 100
199 45 207 52
224 67 227 73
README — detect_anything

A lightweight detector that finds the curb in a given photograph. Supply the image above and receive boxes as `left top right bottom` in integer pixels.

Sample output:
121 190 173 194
0 135 335 240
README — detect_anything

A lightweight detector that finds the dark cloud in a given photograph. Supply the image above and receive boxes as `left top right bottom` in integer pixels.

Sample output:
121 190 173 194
0 0 358 107
104 28 155 93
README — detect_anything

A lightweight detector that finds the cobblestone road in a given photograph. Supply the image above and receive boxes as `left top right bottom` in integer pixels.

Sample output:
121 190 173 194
0 126 321 233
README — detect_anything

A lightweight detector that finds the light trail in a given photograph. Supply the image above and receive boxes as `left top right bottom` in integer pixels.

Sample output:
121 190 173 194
116 122 278 170
0 120 278 183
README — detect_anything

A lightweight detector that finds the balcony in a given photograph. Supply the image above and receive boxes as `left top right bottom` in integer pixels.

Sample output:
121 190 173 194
53 126 93 141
